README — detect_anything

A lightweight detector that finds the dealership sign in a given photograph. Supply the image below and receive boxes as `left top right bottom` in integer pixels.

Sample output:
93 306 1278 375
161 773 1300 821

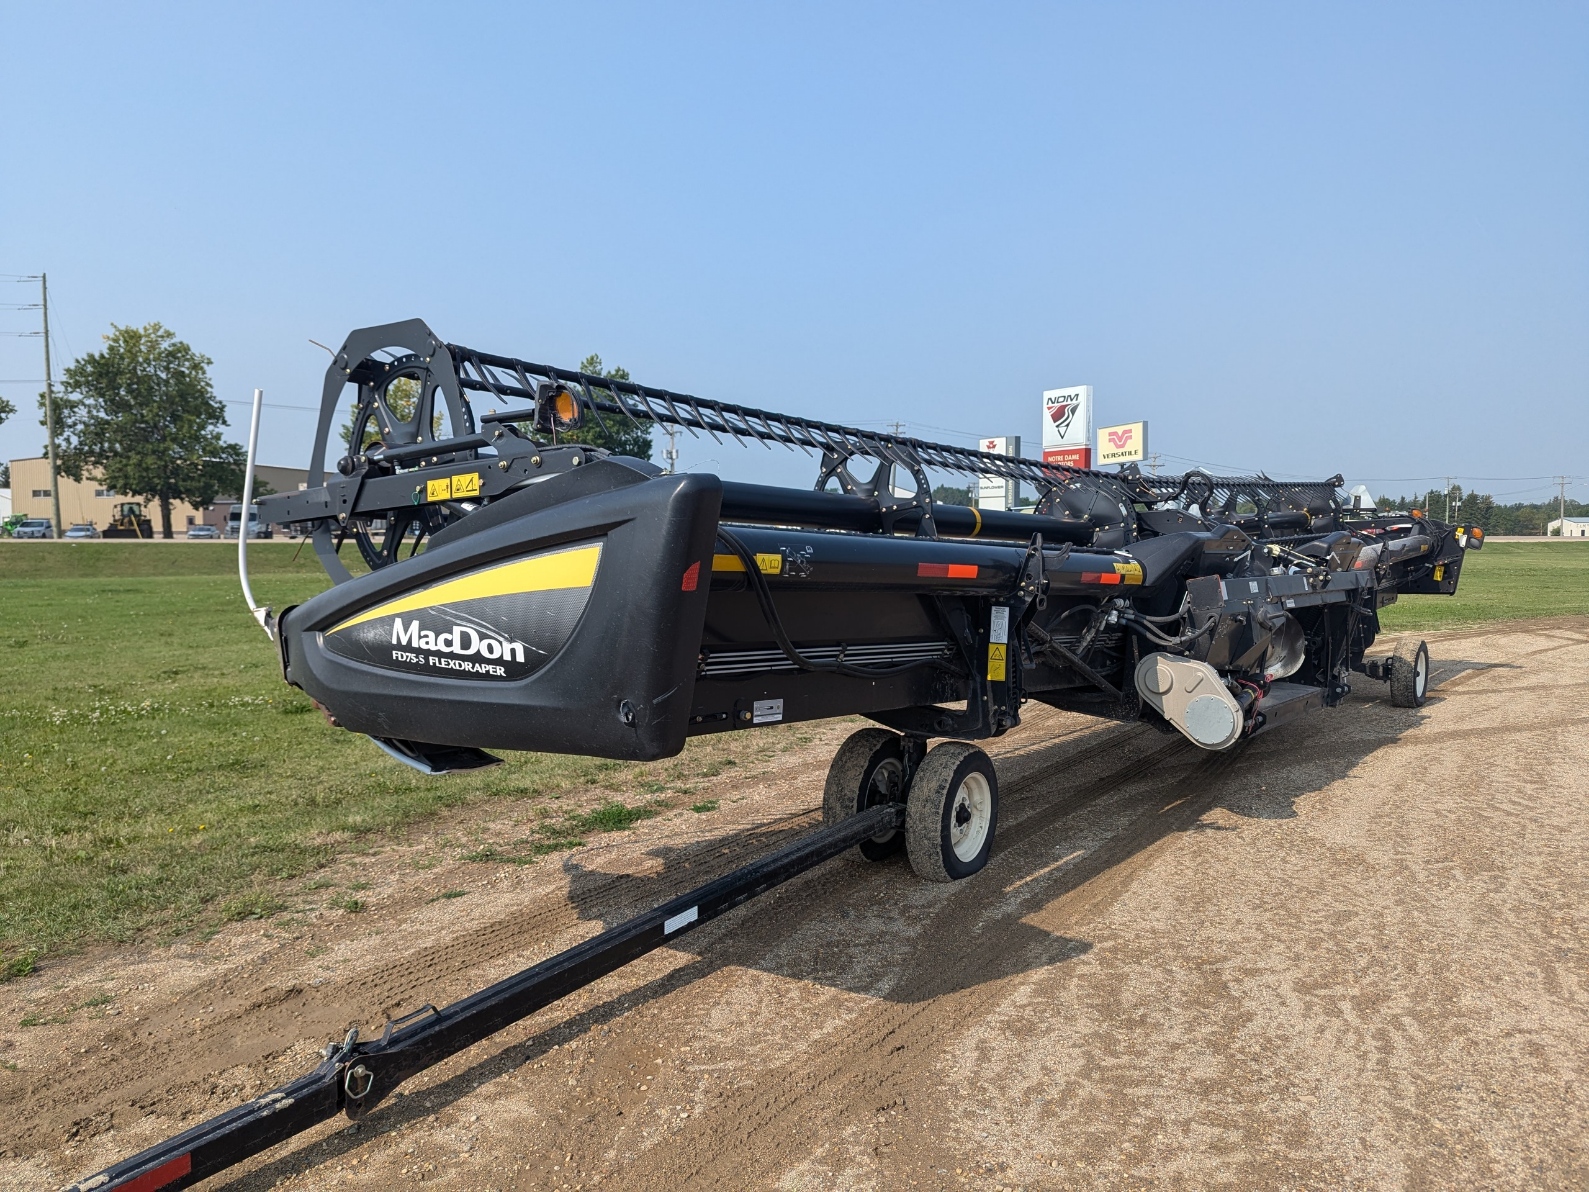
977 436 1020 510
1042 386 1092 469
1096 420 1148 465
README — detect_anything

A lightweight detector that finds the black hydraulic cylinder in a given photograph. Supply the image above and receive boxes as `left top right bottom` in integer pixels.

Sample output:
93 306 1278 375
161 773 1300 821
66 803 906 1192
719 481 1094 545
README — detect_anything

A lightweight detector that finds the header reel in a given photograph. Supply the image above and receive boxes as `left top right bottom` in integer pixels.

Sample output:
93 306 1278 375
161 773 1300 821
277 318 1349 585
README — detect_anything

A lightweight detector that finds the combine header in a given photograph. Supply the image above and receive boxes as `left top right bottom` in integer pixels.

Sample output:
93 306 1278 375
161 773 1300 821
71 320 1481 1190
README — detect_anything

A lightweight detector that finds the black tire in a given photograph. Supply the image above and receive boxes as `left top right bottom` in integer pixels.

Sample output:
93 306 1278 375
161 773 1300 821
1389 638 1430 707
905 743 999 883
822 728 907 861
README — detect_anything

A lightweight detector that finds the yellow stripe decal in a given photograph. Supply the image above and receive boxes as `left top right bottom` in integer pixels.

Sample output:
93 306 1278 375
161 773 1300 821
711 553 782 575
330 543 602 633
969 506 982 537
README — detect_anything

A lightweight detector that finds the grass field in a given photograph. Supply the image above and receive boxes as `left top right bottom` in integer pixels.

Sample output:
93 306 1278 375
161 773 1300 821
0 543 782 979
1375 541 1589 631
2 538 1585 977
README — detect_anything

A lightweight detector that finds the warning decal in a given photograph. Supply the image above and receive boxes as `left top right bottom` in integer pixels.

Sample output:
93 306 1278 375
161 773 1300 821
988 606 1009 681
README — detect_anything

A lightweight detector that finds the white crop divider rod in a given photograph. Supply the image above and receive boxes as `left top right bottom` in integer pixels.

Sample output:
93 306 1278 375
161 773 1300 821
239 387 272 636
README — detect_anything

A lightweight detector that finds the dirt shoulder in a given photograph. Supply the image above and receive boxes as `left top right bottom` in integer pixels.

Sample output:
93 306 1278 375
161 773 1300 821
4 619 1587 1190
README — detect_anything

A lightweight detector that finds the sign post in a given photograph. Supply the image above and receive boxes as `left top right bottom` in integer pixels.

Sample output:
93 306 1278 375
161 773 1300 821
1042 386 1092 468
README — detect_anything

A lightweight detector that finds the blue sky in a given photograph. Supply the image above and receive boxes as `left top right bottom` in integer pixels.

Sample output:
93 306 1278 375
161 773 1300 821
2 2 1584 503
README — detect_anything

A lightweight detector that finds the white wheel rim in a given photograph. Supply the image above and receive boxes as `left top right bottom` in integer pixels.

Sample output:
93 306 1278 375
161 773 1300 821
948 771 992 863
1415 650 1428 698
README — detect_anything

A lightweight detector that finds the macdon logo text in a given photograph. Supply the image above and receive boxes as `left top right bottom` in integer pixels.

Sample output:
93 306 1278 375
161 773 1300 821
392 617 526 663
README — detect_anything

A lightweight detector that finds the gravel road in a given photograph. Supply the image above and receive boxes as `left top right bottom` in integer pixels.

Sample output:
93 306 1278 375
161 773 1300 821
4 617 1586 1191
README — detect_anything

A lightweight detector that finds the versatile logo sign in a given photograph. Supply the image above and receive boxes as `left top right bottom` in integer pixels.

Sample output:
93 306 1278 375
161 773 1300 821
1096 420 1148 465
323 542 602 681
1042 386 1092 468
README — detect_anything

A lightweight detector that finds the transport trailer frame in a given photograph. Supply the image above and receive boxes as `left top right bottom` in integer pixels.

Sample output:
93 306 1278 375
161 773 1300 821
66 804 904 1192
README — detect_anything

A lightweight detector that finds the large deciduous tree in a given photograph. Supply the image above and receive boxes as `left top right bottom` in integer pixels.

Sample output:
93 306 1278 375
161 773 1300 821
55 323 244 537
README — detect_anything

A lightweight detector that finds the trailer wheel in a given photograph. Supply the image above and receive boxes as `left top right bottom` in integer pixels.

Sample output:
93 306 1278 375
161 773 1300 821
905 743 999 883
1389 638 1430 708
822 729 907 860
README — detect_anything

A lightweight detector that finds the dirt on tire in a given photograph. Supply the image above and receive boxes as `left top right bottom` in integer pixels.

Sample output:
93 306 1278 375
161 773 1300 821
3 618 1587 1190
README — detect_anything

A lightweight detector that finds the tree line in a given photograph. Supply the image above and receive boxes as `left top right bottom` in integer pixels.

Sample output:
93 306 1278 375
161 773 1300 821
1378 487 1586 535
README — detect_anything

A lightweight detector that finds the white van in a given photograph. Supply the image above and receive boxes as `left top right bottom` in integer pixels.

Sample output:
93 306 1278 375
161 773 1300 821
225 504 272 539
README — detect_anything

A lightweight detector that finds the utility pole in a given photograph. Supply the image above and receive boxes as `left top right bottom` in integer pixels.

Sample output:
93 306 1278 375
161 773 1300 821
662 426 678 475
885 422 910 498
41 274 63 538
1147 452 1162 477
1443 476 1453 523
1555 476 1569 536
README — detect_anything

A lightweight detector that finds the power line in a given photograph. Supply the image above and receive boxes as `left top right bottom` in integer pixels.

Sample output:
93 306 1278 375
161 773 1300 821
1350 474 1572 483
1485 484 1570 499
1155 451 1317 480
222 397 317 412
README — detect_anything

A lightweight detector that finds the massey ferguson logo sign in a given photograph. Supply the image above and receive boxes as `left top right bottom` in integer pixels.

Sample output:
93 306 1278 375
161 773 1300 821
1096 420 1149 465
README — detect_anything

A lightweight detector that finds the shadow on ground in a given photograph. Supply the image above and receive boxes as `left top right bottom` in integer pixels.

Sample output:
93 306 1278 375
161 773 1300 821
215 680 1439 1191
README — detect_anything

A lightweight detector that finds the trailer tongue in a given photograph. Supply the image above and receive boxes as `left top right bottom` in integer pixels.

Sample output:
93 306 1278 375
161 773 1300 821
65 805 901 1192
68 320 1481 1189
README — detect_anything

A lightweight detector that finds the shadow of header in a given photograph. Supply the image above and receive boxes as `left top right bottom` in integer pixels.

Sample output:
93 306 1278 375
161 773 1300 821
218 674 1452 1191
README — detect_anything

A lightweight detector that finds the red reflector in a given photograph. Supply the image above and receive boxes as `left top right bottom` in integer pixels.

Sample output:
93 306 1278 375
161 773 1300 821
121 1153 193 1192
917 562 978 579
1081 571 1122 585
680 560 701 592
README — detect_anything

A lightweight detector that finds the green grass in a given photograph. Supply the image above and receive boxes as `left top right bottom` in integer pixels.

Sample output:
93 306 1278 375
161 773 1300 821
0 539 348 580
0 542 766 973
7 539 1576 974
1377 542 1589 632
